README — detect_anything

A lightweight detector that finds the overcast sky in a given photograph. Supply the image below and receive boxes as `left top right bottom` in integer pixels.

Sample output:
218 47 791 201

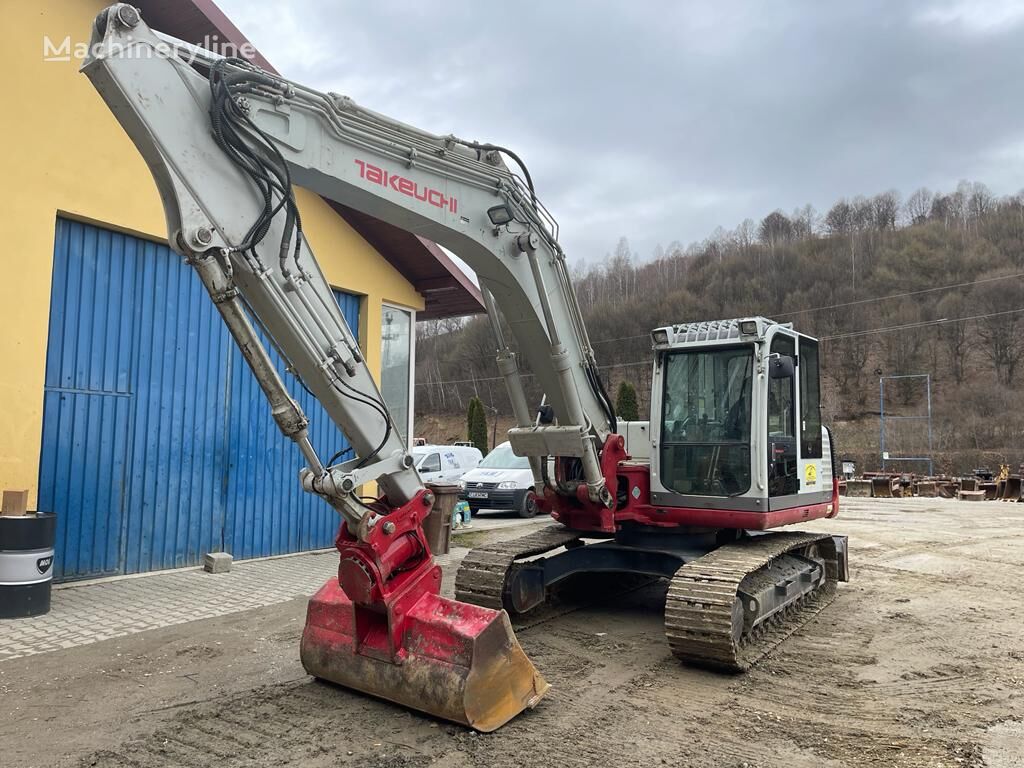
216 0 1024 265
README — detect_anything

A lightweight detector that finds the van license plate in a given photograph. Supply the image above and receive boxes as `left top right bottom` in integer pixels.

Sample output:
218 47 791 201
468 492 488 499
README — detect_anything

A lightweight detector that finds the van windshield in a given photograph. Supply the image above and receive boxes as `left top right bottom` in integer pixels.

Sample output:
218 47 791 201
479 443 530 470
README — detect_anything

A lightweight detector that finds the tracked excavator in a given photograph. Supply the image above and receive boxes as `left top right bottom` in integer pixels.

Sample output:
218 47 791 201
84 4 849 732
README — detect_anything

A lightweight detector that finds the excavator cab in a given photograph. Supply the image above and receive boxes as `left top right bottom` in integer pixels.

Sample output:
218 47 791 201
460 317 847 672
649 317 836 519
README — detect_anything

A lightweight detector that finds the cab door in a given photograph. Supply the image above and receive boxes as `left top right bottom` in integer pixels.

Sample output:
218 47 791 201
767 333 799 500
798 336 824 494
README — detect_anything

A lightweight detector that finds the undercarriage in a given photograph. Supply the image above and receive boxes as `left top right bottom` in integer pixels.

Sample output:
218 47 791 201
456 525 849 672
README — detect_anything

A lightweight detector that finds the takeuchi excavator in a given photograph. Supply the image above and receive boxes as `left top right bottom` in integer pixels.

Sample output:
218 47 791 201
83 4 849 732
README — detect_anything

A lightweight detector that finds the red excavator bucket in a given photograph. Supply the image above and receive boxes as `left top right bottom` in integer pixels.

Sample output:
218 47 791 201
301 575 548 732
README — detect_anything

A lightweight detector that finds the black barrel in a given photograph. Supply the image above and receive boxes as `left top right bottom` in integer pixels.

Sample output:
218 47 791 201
0 512 56 618
424 483 458 555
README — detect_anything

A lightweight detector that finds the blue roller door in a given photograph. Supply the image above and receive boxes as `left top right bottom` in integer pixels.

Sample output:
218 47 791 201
39 218 359 581
223 321 357 561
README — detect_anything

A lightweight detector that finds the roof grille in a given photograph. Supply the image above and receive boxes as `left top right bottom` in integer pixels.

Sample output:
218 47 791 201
672 318 743 343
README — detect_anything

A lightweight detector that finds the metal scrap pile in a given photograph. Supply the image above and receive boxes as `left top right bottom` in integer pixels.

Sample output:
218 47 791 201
839 466 1024 502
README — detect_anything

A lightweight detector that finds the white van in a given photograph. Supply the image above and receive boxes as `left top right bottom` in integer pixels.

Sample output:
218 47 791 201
412 444 482 485
457 441 539 517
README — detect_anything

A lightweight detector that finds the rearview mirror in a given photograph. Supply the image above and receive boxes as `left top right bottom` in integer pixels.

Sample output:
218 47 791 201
769 354 795 379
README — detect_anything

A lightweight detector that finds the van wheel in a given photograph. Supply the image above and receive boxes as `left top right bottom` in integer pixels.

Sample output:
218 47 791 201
518 491 540 518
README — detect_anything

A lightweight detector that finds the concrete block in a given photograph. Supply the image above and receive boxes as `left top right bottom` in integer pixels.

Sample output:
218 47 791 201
203 551 233 574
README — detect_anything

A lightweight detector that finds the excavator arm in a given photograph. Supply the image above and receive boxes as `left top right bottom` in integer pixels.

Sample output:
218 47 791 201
81 4 619 731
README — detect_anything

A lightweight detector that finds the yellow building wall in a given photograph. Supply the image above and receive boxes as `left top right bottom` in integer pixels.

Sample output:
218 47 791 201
0 0 424 506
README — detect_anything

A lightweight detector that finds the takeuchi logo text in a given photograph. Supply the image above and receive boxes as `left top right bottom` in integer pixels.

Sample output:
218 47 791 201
354 159 457 214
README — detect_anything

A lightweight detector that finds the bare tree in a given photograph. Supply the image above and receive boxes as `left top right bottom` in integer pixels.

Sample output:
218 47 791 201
881 304 924 404
905 187 933 225
825 199 853 234
758 210 794 249
872 190 901 231
825 328 872 410
791 204 817 239
851 196 874 231
972 272 1024 386
967 181 994 221
936 293 970 385
952 181 971 229
736 218 756 252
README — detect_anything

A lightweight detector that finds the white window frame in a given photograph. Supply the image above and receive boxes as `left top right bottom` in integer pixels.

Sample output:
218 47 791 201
381 302 416 447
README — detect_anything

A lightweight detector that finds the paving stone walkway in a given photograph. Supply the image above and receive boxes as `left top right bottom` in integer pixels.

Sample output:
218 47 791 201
0 515 537 664
0 547 469 663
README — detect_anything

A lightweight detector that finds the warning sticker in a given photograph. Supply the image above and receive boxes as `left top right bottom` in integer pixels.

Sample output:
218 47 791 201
804 463 818 486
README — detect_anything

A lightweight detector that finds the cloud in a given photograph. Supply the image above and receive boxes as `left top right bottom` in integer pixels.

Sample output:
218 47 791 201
216 0 1024 262
914 0 1024 34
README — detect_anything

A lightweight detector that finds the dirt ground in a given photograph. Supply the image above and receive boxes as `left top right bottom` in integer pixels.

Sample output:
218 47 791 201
3 496 1023 768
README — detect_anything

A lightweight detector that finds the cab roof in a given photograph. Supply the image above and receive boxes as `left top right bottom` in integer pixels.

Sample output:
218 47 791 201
653 317 796 346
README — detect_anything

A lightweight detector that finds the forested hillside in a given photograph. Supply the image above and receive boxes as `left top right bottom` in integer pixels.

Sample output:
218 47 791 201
416 182 1024 473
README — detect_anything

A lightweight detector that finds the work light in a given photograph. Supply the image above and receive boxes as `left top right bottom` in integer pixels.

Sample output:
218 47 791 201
487 204 513 225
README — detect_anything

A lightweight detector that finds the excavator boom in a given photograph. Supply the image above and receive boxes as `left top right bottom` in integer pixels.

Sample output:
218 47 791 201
83 6 617 512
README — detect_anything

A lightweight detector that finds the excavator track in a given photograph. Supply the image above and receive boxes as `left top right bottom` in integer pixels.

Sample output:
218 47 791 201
664 531 839 672
455 525 582 610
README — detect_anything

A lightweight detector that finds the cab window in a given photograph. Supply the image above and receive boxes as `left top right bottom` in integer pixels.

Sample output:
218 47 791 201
767 334 798 497
799 337 822 459
768 335 795 438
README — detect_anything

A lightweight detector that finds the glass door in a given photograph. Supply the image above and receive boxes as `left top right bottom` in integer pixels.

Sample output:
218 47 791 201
767 333 798 497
